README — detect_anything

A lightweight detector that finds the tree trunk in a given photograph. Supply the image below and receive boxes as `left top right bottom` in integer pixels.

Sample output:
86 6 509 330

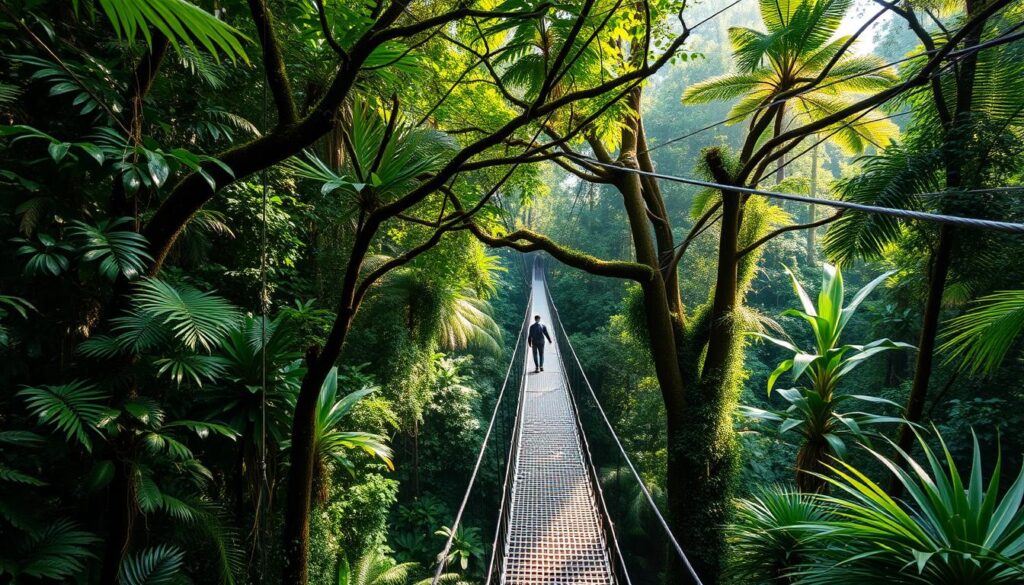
893 0 982 480
893 225 954 458
806 142 818 263
796 437 830 493
280 352 338 585
679 187 742 584
280 220 378 584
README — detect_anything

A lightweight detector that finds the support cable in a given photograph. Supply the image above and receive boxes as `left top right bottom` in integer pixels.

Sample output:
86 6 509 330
561 153 1024 234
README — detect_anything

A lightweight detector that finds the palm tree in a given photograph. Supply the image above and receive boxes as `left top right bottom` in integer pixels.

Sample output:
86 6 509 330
683 0 898 162
742 264 913 492
374 266 503 354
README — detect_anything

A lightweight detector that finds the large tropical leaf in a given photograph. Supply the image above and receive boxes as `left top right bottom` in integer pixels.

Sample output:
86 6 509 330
2 520 99 581
77 0 249 63
70 217 153 281
132 279 240 351
940 290 1024 375
18 381 116 452
117 545 186 585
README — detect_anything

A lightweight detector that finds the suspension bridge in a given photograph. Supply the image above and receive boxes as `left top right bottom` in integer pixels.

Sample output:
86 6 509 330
431 258 702 585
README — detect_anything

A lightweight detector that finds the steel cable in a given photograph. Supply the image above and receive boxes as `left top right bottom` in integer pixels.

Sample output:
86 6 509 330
562 153 1024 234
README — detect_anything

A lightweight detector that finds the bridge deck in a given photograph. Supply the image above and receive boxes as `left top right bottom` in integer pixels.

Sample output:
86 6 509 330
502 275 614 584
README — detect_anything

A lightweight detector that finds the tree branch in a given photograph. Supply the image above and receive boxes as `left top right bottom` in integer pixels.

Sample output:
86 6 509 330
735 209 844 258
468 223 653 281
374 4 552 44
248 0 298 125
315 0 349 61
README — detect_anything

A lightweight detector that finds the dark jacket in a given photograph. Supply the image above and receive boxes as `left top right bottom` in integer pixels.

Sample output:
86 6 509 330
528 322 552 346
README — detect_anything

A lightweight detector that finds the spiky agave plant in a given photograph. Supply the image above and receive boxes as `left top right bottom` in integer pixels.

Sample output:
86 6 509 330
798 430 1024 584
742 264 914 491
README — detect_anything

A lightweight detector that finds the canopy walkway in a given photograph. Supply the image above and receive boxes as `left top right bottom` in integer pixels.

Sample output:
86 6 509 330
431 258 703 585
503 269 613 584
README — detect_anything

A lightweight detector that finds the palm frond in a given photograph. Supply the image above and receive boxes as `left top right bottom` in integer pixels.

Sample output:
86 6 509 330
78 0 249 63
132 279 241 351
823 142 943 263
70 217 153 281
0 82 22 105
9 519 99 581
117 544 185 585
940 290 1024 375
18 381 115 452
682 73 772 105
154 354 229 386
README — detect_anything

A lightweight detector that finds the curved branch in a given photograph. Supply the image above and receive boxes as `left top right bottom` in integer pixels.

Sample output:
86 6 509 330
315 0 349 61
468 223 653 281
735 209 844 258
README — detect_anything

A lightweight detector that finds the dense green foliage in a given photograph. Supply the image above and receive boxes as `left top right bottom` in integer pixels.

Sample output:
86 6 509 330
2 0 1024 584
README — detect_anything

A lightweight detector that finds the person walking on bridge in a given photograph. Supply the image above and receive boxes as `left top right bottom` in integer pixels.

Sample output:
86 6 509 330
528 315 553 373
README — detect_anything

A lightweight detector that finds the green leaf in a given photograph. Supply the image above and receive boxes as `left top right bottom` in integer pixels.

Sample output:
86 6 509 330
146 151 170 187
18 381 114 452
70 217 154 281
117 544 185 585
336 556 350 585
47 142 70 163
87 0 249 64
83 460 115 493
131 279 240 351
13 519 99 580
